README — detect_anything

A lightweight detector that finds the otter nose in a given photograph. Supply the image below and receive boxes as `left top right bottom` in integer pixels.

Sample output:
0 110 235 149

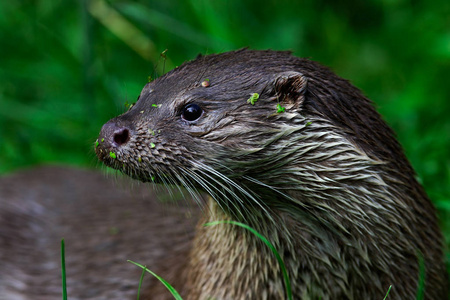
98 121 132 149
112 126 130 146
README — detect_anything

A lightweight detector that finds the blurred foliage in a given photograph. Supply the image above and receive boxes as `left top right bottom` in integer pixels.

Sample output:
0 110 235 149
0 0 449 247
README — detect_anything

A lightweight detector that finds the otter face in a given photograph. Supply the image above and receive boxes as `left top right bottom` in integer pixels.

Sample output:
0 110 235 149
95 50 309 186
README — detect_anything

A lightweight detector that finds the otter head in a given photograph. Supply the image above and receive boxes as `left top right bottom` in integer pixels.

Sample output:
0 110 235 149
95 49 408 216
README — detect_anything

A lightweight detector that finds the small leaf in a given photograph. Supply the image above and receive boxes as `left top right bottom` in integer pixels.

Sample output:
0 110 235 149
109 152 116 159
276 103 286 113
247 93 260 105
95 139 99 148
150 143 156 148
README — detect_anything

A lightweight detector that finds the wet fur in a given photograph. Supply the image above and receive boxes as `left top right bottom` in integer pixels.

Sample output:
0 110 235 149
3 49 445 299
96 49 447 299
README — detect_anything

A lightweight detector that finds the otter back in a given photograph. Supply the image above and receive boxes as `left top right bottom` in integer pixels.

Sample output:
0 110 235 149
0 166 198 300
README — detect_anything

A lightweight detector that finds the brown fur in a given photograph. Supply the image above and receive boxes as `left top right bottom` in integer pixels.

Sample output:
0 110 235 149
95 49 447 299
0 166 197 299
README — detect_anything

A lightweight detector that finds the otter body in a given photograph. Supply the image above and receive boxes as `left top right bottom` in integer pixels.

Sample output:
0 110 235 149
1 50 446 299
0 166 198 300
96 49 447 299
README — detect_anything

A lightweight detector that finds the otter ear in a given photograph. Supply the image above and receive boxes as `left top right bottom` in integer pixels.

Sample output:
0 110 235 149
269 71 308 108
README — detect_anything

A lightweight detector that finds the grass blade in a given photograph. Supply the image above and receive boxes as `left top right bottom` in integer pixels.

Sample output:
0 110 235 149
416 251 425 300
383 285 392 300
136 266 146 300
128 260 182 300
205 220 293 300
61 239 67 300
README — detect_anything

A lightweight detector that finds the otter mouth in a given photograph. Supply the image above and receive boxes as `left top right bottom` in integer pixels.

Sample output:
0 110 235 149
95 141 174 184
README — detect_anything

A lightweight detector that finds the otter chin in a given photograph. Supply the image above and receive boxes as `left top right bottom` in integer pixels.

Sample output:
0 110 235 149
96 49 448 299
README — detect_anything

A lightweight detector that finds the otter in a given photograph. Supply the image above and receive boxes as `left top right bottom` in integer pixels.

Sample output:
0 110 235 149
95 49 448 299
0 166 199 299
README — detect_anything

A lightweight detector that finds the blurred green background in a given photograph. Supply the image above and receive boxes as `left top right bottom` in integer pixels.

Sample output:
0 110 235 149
0 0 449 255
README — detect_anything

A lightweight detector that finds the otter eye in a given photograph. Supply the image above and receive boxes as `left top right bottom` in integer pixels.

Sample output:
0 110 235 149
181 103 203 122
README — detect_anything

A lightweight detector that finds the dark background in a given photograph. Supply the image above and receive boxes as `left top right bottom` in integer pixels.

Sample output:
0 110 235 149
1 0 449 264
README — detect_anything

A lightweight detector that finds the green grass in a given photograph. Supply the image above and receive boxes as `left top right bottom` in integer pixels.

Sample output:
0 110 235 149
383 285 392 300
61 239 67 300
128 260 183 300
136 266 146 300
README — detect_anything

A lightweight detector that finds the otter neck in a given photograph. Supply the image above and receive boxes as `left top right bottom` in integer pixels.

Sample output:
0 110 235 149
183 197 360 299
183 178 417 299
185 198 292 299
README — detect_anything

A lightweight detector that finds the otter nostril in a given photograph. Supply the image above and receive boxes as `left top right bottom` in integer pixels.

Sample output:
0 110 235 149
113 128 130 146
